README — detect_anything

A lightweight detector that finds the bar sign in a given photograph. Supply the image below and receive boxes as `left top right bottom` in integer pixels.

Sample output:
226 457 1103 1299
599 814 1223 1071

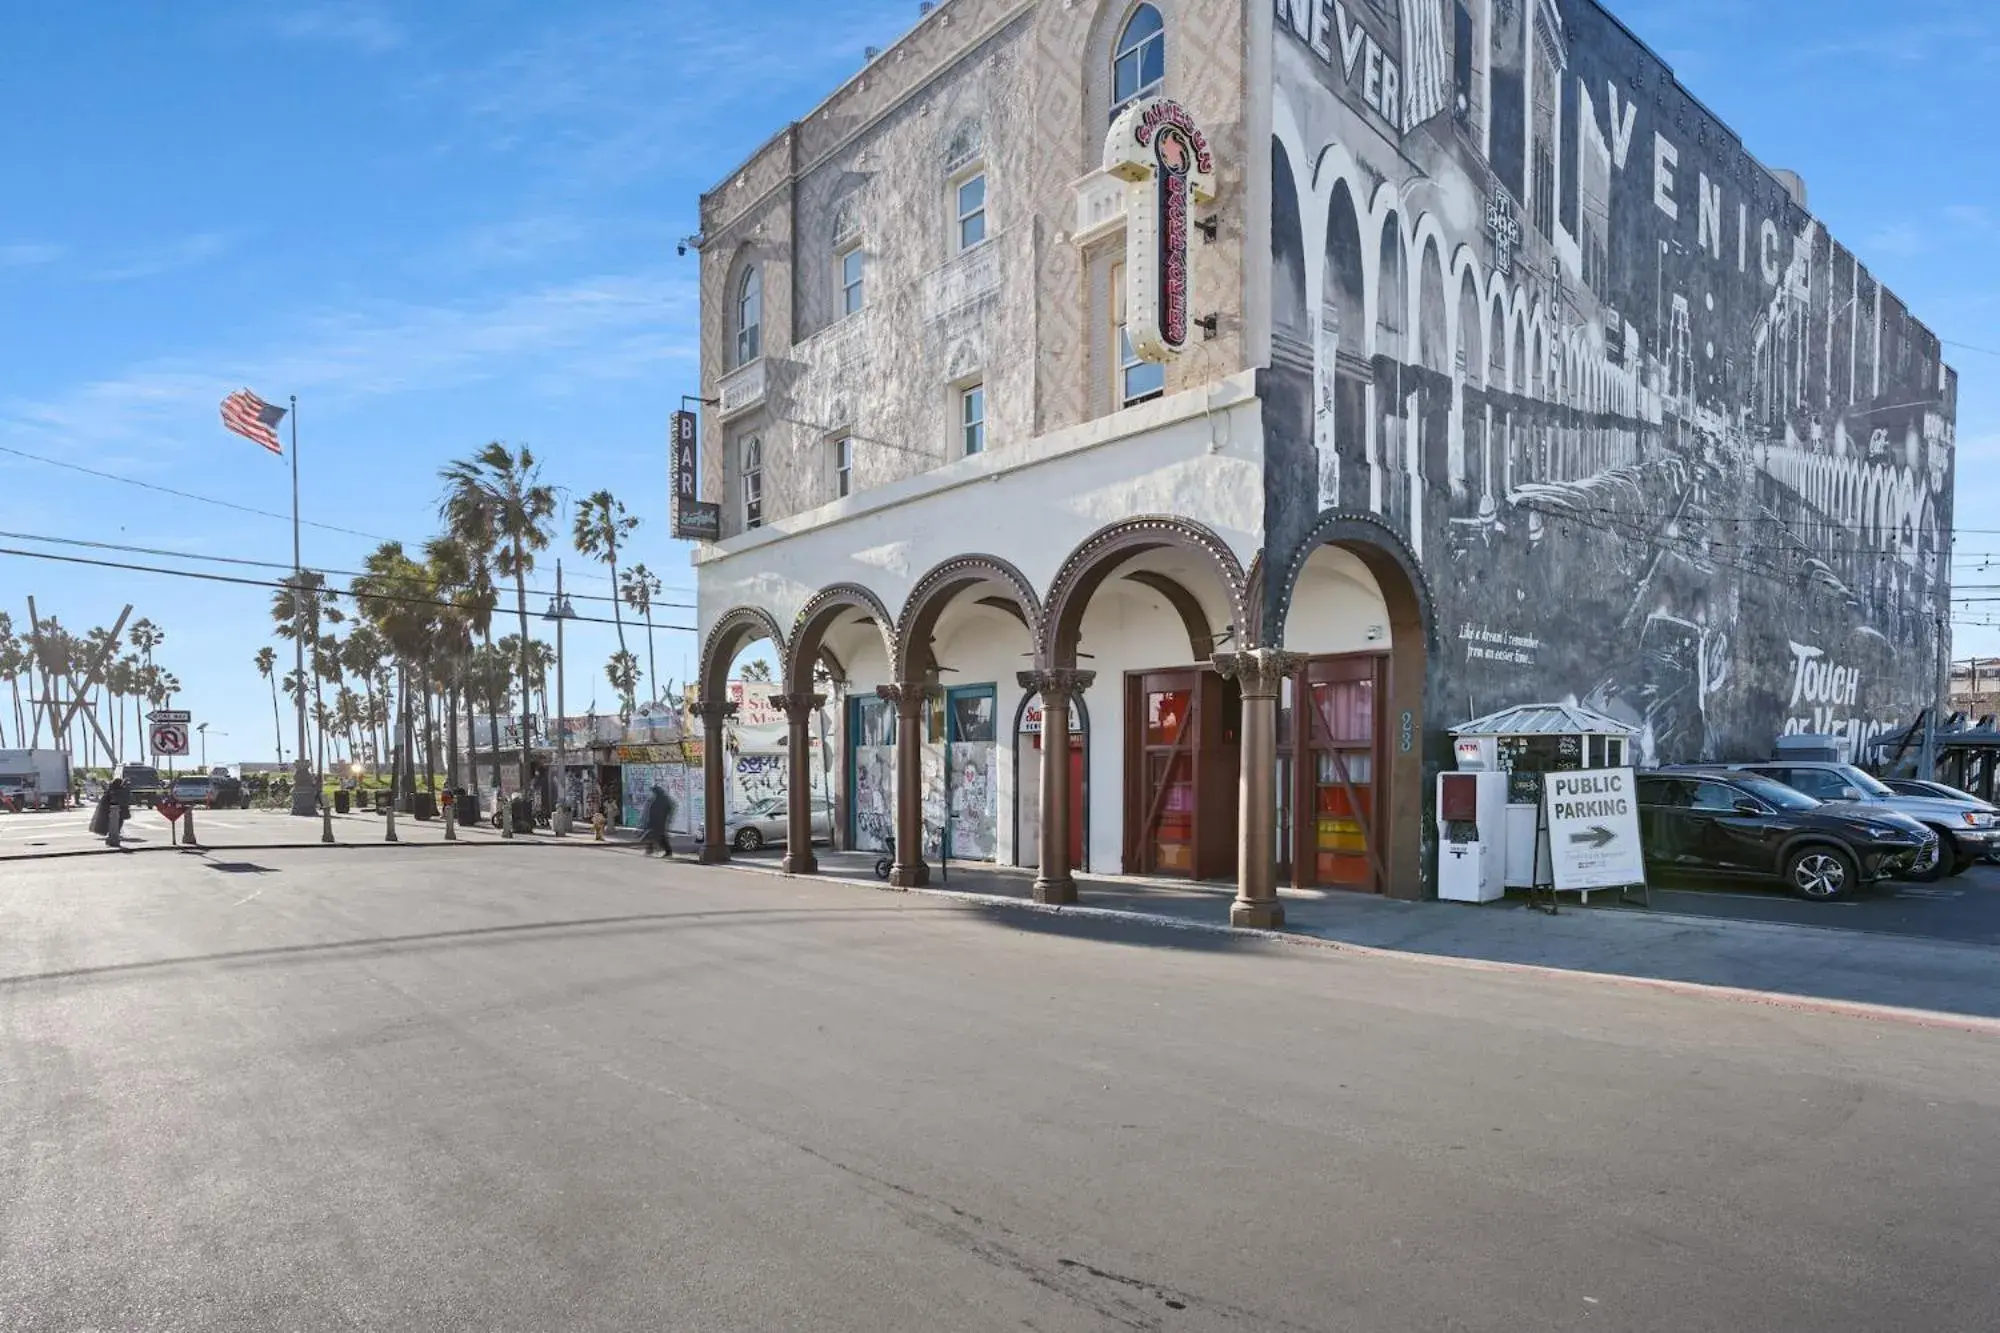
671 409 721 541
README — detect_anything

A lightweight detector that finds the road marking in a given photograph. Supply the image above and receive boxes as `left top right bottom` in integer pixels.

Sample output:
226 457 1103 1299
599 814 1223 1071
1657 889 1857 906
1892 887 1964 900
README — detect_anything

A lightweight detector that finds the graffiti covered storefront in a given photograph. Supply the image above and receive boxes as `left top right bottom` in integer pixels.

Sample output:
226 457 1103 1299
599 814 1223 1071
1266 0 1955 772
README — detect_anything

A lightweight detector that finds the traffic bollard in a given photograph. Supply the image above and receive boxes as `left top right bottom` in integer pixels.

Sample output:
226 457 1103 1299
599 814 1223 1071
444 801 457 842
182 809 198 847
385 801 398 843
321 800 335 844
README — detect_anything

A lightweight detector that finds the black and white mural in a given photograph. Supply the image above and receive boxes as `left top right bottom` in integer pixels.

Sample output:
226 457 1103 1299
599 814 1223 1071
1263 0 1957 764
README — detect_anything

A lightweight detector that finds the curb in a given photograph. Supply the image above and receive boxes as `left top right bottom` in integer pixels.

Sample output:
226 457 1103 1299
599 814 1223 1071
713 858 2000 1038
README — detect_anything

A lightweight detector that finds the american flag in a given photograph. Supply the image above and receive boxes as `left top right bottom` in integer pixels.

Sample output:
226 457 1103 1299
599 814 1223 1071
1402 0 1452 132
220 388 287 454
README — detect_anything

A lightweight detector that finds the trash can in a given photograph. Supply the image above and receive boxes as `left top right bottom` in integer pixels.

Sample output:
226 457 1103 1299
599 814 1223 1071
456 786 480 823
334 790 351 814
375 790 390 813
414 792 436 821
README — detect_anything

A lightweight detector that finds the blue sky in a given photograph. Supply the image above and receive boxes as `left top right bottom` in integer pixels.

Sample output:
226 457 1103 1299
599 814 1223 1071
0 0 1994 767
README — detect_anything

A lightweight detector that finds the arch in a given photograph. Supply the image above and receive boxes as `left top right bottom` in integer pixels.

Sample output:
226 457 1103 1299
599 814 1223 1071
1271 140 1310 352
732 261 762 369
1269 510 1435 900
1324 178 1366 359
700 605 785 702
1042 516 1248 666
1375 211 1406 360
786 583 897 695
896 553 1045 680
1111 3 1166 115
1010 685 1093 874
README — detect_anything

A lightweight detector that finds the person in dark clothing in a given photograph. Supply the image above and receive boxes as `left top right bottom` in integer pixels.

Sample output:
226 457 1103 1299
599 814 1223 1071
91 778 133 848
639 785 675 858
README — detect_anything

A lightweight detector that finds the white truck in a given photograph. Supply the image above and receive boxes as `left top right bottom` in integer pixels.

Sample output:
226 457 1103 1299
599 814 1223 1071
0 750 74 812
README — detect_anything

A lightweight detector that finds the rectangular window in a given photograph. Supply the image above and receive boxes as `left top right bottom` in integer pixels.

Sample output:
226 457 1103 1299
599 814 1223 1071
956 172 987 251
741 435 763 530
1112 261 1165 407
833 435 853 498
960 383 985 456
840 247 864 316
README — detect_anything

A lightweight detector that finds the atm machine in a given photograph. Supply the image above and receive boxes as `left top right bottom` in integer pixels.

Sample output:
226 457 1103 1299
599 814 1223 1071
1436 736 1509 903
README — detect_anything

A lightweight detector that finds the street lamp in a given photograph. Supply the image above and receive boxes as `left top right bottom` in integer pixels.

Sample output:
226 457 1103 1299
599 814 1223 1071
195 723 226 770
542 562 580 835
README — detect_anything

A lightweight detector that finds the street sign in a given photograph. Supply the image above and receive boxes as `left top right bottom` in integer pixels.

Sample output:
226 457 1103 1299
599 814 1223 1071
670 409 721 542
148 709 191 723
151 721 190 757
1543 768 1646 892
157 796 186 823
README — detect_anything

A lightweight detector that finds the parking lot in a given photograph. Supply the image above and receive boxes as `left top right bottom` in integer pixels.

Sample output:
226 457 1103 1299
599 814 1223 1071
1641 860 2000 944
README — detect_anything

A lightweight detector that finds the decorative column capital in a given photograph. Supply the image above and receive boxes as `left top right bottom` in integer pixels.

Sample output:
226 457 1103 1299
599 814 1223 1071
874 682 931 711
1211 648 1304 700
770 693 826 723
1017 668 1097 703
690 699 739 725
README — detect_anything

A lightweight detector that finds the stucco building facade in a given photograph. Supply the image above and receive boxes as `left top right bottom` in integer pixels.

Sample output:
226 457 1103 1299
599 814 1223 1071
684 0 1956 919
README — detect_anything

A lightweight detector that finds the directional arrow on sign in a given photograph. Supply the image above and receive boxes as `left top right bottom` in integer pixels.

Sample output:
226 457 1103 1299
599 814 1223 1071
1569 824 1616 849
148 709 191 723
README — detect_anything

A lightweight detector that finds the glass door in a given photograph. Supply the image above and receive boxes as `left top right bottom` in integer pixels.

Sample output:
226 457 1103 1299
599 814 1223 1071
1304 660 1382 891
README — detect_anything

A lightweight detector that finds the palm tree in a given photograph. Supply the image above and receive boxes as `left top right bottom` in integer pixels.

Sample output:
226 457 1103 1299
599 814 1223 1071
274 570 342 799
425 535 491 799
352 541 435 809
574 489 638 662
606 650 641 720
339 626 387 778
255 646 285 767
0 611 22 747
620 563 665 705
441 443 557 800
740 658 773 684
128 619 164 753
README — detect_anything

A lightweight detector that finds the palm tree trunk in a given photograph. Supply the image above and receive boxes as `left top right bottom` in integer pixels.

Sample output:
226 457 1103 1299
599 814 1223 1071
269 677 284 767
513 553 533 802
644 608 658 706
422 660 438 794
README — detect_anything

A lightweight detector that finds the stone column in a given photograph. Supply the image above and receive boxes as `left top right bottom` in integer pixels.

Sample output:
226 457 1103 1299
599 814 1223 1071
691 699 737 864
1018 668 1094 904
773 692 825 875
1213 649 1303 929
877 683 930 888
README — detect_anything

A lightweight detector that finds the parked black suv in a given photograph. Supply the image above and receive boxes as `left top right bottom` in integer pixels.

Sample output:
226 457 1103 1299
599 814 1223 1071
1636 770 1936 899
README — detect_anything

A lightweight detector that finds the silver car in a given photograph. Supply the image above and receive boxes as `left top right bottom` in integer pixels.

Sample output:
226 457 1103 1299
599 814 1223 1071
1727 762 2000 880
722 796 832 852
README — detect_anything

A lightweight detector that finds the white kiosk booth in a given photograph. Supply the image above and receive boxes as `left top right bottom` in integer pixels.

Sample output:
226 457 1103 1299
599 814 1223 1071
1440 703 1641 902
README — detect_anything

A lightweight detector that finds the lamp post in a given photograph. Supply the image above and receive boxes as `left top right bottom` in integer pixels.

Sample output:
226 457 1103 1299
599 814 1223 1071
542 561 580 835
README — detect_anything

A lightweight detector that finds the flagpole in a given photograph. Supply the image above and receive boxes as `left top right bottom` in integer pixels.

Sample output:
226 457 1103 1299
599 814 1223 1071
288 394 313 818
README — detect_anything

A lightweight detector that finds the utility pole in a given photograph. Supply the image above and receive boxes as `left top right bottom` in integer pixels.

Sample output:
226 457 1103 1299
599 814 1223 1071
542 563 579 836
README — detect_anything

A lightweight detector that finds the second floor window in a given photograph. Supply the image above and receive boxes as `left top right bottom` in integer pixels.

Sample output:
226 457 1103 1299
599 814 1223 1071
956 172 987 250
1112 261 1165 407
1112 4 1165 118
961 384 985 456
741 436 763 529
734 266 761 366
840 246 864 316
833 436 853 497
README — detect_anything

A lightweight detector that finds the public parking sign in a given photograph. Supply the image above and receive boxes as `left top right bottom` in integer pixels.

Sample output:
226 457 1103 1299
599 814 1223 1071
151 721 190 757
1543 767 1646 891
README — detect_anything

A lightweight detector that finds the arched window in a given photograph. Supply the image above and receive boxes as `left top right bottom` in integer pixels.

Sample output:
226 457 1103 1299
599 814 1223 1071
734 266 761 367
1111 4 1164 118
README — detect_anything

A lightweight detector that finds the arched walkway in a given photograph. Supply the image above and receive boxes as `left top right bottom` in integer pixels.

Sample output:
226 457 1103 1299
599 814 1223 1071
1037 517 1250 904
775 584 898 873
693 606 786 863
1269 512 1434 900
867 555 1043 888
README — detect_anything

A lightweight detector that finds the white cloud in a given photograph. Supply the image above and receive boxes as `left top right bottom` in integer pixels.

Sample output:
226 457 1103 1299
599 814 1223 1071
265 2 406 54
0 242 64 268
0 269 698 460
91 231 237 282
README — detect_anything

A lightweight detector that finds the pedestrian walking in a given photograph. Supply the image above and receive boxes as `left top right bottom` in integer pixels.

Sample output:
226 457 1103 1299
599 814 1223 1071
639 785 676 858
91 777 132 849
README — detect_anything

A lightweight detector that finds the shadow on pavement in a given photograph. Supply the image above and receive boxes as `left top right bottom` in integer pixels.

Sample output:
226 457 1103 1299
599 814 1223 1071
0 904 914 990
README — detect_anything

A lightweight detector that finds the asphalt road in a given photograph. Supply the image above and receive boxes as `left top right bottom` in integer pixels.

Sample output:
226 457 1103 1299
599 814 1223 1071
1646 860 2000 944
3 849 1998 1331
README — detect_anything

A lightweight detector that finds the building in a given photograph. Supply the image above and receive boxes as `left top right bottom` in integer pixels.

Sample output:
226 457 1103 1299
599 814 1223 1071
681 0 1957 918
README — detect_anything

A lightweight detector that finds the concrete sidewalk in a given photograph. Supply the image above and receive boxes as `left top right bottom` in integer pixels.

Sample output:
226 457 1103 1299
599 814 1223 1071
720 849 2000 1025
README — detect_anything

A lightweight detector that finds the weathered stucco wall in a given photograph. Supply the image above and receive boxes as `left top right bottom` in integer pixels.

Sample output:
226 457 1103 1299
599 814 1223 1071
1262 0 1957 767
695 0 1259 538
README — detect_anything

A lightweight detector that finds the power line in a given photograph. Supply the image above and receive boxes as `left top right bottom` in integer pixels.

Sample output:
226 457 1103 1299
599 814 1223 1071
0 528 697 609
0 442 396 542
0 544 698 634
